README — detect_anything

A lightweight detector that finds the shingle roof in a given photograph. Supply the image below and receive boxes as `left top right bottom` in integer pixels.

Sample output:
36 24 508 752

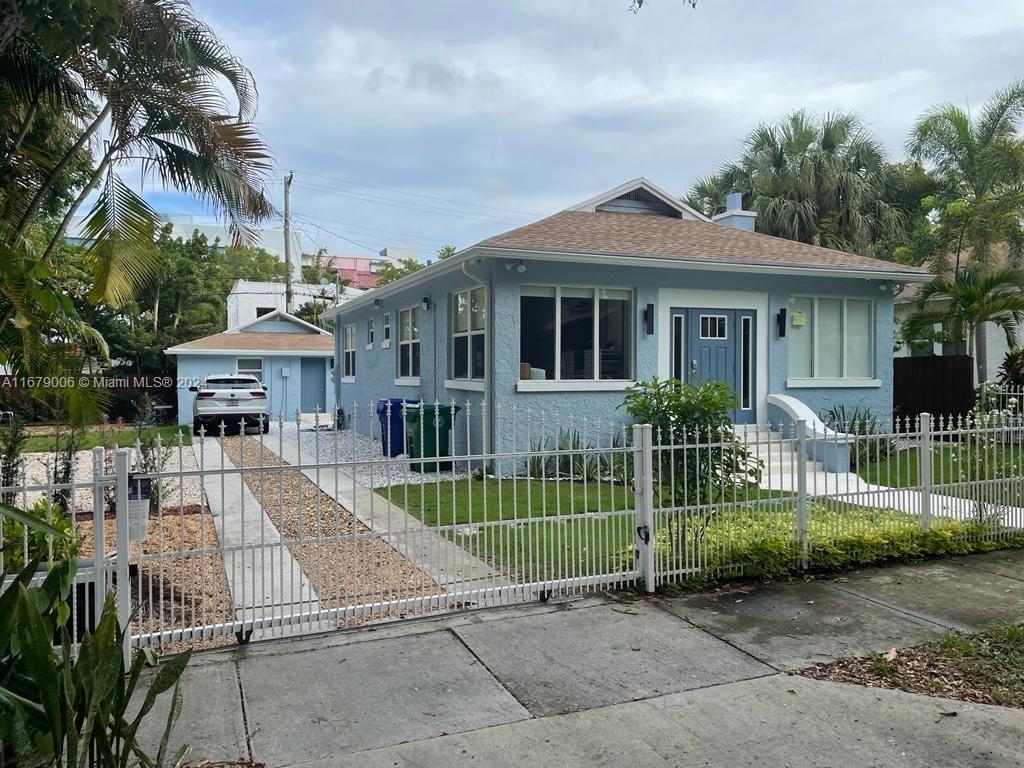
479 210 927 276
167 332 333 353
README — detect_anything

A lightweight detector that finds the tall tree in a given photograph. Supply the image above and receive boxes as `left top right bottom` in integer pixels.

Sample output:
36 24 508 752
0 0 274 422
902 267 1024 382
687 110 902 258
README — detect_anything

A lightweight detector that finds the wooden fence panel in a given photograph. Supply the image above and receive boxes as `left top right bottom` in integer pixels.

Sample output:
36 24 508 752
892 355 974 422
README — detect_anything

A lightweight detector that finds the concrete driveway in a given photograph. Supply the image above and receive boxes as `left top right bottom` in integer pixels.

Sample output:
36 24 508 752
142 549 1024 767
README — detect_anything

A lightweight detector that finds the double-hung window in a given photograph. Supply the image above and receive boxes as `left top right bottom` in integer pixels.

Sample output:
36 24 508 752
366 318 375 348
787 297 874 382
398 306 421 379
382 313 391 348
342 324 356 378
452 287 485 380
519 286 632 381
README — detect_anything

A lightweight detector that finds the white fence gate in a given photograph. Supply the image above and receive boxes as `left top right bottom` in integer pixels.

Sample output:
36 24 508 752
4 403 1023 657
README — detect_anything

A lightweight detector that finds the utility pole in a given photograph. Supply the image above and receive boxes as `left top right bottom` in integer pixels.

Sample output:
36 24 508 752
283 170 294 313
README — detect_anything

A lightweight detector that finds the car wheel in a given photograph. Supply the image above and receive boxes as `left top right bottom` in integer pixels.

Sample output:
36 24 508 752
192 419 202 437
261 418 270 434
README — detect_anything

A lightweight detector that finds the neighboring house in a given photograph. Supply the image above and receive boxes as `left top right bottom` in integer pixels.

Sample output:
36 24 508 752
893 296 1011 383
227 280 364 328
321 178 929 453
164 310 334 424
305 247 416 290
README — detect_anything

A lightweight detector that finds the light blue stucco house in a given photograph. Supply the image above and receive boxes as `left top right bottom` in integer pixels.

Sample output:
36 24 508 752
164 310 334 425
321 179 930 454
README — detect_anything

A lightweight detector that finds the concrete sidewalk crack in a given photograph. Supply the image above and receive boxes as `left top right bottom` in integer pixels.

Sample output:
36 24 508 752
446 627 534 715
823 581 970 632
234 659 256 762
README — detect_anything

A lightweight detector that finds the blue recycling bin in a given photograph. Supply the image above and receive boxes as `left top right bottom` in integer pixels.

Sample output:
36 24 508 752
376 398 417 457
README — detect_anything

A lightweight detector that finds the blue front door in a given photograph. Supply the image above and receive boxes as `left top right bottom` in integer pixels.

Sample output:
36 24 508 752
671 308 756 424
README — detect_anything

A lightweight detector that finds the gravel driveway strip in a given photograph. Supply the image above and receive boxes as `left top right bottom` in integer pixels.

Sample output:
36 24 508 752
218 436 439 622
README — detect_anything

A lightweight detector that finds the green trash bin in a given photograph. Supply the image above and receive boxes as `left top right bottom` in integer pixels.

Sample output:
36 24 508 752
404 403 460 472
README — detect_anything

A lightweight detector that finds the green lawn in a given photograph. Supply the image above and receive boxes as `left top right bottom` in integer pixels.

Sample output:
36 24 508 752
858 444 1023 494
22 424 192 452
378 477 1020 585
375 478 636 581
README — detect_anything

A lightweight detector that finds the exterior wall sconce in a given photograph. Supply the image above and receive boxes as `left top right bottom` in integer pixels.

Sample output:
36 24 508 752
372 298 381 309
777 307 787 338
421 296 432 312
643 303 655 335
504 260 527 273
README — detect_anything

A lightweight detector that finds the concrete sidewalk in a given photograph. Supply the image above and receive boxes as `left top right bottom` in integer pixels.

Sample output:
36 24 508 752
143 549 1024 767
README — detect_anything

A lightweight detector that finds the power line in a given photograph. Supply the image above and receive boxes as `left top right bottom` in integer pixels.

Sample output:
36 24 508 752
273 168 543 218
287 179 527 227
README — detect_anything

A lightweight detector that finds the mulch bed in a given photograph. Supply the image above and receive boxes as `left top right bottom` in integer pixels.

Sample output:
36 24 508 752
797 625 1024 708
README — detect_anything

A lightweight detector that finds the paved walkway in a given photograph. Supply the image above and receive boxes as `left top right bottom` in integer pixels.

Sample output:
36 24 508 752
267 427 509 597
193 438 322 640
141 549 1024 767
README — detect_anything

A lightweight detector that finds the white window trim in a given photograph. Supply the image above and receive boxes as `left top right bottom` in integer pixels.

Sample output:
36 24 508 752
366 317 375 350
236 357 264 382
381 339 392 349
520 285 634 383
342 323 357 379
516 379 635 393
382 313 392 344
444 379 485 392
451 287 487 381
340 376 356 384
699 314 728 340
788 296 875 381
786 377 881 389
398 306 421 379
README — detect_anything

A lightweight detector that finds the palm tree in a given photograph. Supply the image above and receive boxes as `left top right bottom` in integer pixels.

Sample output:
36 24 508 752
687 110 902 257
0 0 273 417
906 81 1024 369
902 267 1024 383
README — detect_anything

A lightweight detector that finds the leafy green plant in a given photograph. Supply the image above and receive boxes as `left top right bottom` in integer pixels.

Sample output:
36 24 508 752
821 404 894 464
0 561 193 767
0 415 27 506
1 498 76 571
999 347 1024 386
621 377 761 505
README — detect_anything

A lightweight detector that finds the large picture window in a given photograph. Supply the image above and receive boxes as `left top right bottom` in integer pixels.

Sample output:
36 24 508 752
342 324 356 378
452 287 485 380
519 286 632 381
398 306 421 379
787 297 873 380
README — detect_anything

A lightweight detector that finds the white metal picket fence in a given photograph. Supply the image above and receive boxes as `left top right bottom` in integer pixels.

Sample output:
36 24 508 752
4 402 1024 657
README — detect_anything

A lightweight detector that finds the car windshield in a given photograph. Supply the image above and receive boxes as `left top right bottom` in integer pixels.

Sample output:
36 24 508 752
204 378 258 389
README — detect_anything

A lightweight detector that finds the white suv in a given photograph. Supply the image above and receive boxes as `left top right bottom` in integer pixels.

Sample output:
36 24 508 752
189 375 270 436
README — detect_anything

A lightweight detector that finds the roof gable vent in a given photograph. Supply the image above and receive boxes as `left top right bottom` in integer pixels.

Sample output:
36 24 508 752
595 187 680 217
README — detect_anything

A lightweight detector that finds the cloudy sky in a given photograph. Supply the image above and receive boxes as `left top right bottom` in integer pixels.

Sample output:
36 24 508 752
139 0 1024 260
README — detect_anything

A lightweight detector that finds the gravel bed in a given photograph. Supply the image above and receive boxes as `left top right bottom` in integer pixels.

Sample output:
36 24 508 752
218 437 438 617
75 503 235 652
270 423 468 489
18 443 203 515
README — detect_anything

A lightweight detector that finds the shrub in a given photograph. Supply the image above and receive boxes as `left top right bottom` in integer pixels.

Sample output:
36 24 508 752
620 377 761 505
0 498 76 570
821 404 894 464
0 415 27 506
999 347 1024 386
